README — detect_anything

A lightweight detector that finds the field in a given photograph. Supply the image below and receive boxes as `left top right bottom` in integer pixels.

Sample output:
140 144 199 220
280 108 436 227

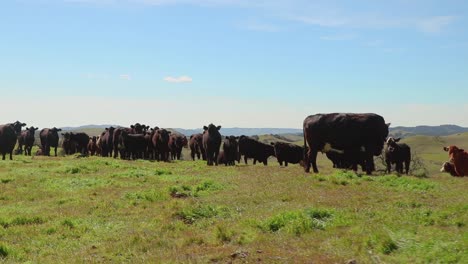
0 134 467 263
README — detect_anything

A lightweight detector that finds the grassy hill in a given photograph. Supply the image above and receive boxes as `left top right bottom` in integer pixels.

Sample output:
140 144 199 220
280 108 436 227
2 133 466 263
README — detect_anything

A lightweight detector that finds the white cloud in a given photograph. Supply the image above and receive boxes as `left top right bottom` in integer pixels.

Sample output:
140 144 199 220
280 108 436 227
164 76 193 83
417 16 457 33
120 74 131 80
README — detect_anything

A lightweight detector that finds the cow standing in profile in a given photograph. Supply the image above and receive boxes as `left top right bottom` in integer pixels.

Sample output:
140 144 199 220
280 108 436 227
40 127 62 156
202 124 222 166
189 133 206 161
18 126 39 156
271 142 304 167
0 121 27 160
385 137 411 175
303 113 389 175
442 145 468 176
238 135 275 166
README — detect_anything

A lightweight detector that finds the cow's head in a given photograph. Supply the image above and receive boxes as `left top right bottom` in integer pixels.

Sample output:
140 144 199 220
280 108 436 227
204 124 221 133
444 145 465 155
386 137 401 152
27 126 39 134
12 121 27 134
106 126 116 133
131 123 144 134
51 127 62 135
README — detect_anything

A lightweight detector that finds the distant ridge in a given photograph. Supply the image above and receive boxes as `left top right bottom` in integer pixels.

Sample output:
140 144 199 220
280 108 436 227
58 124 468 138
390 125 468 137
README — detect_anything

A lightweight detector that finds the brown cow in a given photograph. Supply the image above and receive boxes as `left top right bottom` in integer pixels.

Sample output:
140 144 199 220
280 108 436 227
152 128 171 162
168 133 188 160
443 145 468 176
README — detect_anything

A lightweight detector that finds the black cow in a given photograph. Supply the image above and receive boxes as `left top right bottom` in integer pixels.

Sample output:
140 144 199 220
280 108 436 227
202 124 222 166
238 135 275 166
0 121 26 160
222 136 239 166
168 133 188 160
271 142 304 167
130 123 149 134
325 147 368 172
152 128 171 162
69 132 90 155
385 137 411 175
120 130 147 160
61 132 77 155
18 126 38 156
189 133 206 161
100 126 115 157
40 127 62 156
303 113 389 175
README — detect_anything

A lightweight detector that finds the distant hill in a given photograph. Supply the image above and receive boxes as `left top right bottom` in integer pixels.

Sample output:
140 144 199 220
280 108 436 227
56 124 468 138
389 125 468 138
172 128 303 137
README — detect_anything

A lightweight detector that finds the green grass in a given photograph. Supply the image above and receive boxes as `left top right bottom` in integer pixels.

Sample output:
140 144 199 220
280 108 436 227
0 135 467 263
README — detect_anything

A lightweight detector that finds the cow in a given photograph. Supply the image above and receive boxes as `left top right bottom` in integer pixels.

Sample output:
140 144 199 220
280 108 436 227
69 132 90 155
443 145 468 176
40 127 62 156
303 113 389 175
168 133 188 160
202 124 222 166
120 130 147 160
130 123 149 134
189 133 206 161
18 126 39 156
87 136 98 156
100 126 115 157
440 162 460 177
61 132 77 155
385 137 411 175
271 142 304 167
238 135 275 166
0 121 26 160
326 147 368 171
222 136 239 166
152 128 171 162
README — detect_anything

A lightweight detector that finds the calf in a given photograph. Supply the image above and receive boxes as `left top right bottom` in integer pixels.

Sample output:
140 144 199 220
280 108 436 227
18 126 38 156
222 136 239 166
385 137 411 175
443 145 468 176
271 142 304 167
87 136 98 156
238 135 275 166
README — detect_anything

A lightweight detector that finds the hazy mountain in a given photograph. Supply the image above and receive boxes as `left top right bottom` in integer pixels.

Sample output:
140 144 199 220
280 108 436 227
389 125 468 138
57 124 468 138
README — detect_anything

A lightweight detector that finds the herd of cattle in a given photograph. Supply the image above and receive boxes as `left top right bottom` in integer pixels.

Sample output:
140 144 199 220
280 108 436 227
0 113 466 177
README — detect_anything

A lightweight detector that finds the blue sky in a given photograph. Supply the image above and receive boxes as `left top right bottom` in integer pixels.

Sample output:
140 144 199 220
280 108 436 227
1 0 467 128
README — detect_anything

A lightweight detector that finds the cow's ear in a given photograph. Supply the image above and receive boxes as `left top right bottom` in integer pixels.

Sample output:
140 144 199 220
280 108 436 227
459 149 465 152
235 136 239 139
22 123 26 126
217 126 221 130
270 142 275 146
168 131 171 134
146 126 150 129
386 123 391 127
395 138 401 142
61 133 65 135
35 127 39 130
105 128 109 131
131 125 135 128
203 126 208 130
57 129 62 132
443 146 449 152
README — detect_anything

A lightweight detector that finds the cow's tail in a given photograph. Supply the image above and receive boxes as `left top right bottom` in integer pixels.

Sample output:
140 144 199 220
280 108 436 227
303 128 307 162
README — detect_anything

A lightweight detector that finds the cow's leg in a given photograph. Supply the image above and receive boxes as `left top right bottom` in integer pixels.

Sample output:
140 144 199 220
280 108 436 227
253 159 257 165
310 149 319 173
304 148 311 173
279 160 283 166
285 161 288 167
263 159 267 166
365 153 374 175
386 160 391 174
2 153 5 160
9 151 13 160
405 160 410 175
244 156 248 165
